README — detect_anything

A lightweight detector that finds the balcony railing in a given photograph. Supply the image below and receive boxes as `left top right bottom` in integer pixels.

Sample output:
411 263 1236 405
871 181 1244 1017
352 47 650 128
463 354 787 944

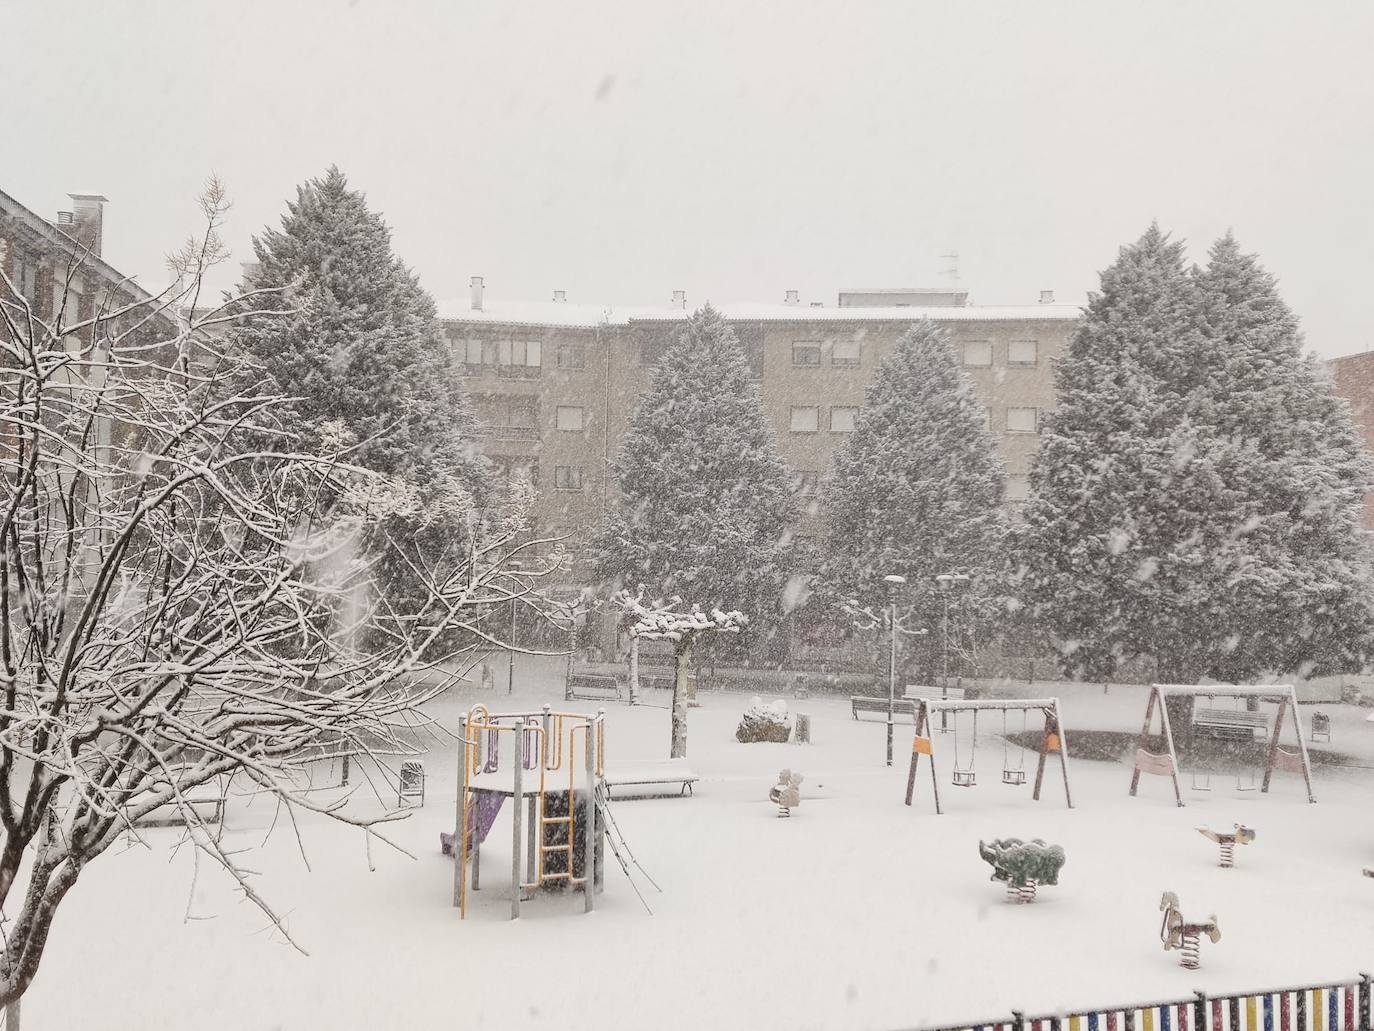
463 362 542 379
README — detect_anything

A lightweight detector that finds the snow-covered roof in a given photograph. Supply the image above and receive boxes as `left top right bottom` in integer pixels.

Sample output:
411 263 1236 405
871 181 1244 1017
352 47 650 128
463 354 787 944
435 299 1082 328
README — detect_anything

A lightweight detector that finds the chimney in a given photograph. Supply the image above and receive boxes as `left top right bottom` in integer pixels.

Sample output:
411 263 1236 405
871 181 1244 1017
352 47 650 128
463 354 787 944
1039 289 1055 304
671 289 686 309
552 289 566 303
470 276 484 312
784 289 800 305
68 194 108 258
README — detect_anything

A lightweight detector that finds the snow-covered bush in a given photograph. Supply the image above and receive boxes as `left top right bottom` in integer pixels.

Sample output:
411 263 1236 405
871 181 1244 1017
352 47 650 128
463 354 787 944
736 697 792 743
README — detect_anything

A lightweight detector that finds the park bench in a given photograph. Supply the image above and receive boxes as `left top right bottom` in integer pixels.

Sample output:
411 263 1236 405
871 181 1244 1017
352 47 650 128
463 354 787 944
566 673 623 703
603 758 698 799
1192 707 1268 743
133 773 230 828
850 696 917 720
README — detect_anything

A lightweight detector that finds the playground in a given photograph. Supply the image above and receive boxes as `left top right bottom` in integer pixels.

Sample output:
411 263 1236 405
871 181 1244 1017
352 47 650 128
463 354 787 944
18 663 1374 1030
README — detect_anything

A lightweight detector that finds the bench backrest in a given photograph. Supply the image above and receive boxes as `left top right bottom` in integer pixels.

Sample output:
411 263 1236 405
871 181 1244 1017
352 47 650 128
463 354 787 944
1193 707 1268 727
399 761 425 798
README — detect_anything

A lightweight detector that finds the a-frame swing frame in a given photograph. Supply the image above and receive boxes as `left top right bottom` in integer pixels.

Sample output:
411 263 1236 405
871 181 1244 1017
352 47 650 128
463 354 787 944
903 698 1073 814
1128 683 1316 807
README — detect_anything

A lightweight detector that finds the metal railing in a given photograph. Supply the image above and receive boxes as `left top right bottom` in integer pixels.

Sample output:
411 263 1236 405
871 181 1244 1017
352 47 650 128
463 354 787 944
902 975 1372 1031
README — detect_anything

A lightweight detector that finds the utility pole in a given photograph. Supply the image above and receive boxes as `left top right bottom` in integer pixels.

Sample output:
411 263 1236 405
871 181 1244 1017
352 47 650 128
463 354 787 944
507 560 522 695
883 574 907 767
934 573 970 731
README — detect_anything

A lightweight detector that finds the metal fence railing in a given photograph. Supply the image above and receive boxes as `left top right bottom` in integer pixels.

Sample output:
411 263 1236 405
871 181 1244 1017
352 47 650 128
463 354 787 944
902 975 1372 1031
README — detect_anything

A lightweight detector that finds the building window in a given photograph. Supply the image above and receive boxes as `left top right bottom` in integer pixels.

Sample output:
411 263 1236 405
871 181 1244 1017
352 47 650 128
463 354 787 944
794 470 820 496
978 406 992 431
464 339 483 366
789 406 820 433
1006 475 1030 502
792 342 822 367
831 340 861 366
556 343 586 370
1006 407 1039 434
1009 340 1038 366
556 405 585 432
963 340 993 367
829 406 858 433
554 465 584 491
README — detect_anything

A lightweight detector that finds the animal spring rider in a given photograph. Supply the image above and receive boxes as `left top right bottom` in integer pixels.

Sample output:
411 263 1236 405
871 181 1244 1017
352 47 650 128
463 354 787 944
1159 891 1220 970
978 838 1066 903
769 769 803 817
1196 824 1255 868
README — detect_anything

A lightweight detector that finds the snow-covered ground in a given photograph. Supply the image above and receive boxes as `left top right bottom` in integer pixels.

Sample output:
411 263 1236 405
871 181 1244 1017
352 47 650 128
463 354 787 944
24 664 1374 1030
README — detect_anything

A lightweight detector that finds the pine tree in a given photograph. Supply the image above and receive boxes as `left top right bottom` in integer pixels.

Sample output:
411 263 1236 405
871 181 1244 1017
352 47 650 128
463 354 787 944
593 305 796 626
819 319 1006 670
1193 234 1374 677
230 168 494 639
1018 225 1374 681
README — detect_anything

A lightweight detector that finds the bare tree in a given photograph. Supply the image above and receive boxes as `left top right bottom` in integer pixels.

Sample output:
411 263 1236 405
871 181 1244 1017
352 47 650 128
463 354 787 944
613 589 744 758
0 184 552 1008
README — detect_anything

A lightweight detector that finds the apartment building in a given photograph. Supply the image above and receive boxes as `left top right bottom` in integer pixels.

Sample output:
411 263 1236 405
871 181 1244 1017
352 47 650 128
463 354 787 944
439 280 1080 568
0 188 156 336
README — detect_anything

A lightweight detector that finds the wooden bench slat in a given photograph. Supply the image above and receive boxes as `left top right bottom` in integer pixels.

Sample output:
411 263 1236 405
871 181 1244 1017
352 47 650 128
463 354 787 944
851 696 916 719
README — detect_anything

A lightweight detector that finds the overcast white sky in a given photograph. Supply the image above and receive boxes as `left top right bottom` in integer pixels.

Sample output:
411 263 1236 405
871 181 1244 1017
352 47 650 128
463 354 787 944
4 1 1372 355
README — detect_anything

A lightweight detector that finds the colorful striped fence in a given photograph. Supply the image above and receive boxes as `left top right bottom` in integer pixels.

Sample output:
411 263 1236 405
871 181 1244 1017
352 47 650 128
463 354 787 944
902 975 1372 1031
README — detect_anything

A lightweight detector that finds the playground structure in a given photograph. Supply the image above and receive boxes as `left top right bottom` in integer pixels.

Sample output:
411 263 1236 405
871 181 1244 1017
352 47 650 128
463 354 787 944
1159 891 1221 970
904 698 1073 814
1129 685 1316 807
453 704 606 920
1197 824 1256 868
978 837 1066 903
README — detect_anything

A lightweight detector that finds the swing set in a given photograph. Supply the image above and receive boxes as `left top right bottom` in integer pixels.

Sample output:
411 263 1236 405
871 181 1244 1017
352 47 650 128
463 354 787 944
904 698 1074 814
1128 684 1316 807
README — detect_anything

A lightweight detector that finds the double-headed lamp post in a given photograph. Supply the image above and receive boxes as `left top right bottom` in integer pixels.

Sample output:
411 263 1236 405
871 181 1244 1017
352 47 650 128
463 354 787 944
847 581 926 766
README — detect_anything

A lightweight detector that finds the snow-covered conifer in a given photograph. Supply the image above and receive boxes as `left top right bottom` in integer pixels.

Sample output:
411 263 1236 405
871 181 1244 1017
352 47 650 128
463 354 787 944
593 304 796 624
1018 225 1374 680
819 319 1006 663
230 168 495 640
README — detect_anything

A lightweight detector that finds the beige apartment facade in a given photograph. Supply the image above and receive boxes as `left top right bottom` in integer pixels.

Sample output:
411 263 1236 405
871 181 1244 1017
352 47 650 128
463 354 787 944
440 283 1079 580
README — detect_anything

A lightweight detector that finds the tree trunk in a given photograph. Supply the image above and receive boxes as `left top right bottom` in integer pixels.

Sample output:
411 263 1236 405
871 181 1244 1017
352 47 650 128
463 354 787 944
628 636 640 705
671 638 693 758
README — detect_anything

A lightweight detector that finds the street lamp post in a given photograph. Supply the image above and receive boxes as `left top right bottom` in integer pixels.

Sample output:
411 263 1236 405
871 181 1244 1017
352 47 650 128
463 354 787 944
507 561 523 695
847 585 926 766
934 572 970 730
883 574 907 767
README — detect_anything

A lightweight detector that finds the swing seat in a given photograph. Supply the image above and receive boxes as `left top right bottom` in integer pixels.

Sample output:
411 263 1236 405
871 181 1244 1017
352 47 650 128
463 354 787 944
1001 768 1026 786
952 770 976 787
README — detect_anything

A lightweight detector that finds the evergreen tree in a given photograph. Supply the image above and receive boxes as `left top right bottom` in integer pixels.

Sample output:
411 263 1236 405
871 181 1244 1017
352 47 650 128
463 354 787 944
1193 234 1374 677
1017 225 1374 681
819 319 1006 670
230 168 494 640
593 305 796 625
